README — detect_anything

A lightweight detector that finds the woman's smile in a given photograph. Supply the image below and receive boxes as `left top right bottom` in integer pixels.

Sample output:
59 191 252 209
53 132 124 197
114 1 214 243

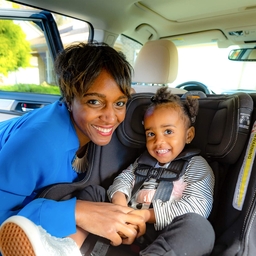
92 125 114 136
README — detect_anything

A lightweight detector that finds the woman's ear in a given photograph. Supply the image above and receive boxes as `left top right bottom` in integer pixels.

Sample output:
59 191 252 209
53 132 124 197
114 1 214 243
67 102 72 112
186 126 195 144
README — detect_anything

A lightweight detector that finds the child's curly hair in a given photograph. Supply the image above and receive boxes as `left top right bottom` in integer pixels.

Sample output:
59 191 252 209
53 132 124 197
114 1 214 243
149 87 199 127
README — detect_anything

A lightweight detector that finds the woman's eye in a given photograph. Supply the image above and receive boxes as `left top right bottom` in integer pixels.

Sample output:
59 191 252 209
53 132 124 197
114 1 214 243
116 101 126 107
88 99 100 105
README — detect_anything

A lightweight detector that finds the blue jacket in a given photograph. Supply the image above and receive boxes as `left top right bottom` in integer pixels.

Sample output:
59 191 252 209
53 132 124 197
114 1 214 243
0 101 80 237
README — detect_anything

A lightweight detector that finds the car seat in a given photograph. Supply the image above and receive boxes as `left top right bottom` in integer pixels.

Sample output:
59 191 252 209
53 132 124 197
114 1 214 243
37 39 255 255
211 93 256 256
83 91 253 256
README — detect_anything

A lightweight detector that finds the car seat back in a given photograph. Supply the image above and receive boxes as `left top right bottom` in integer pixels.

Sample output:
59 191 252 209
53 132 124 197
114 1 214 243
186 93 253 225
211 93 256 256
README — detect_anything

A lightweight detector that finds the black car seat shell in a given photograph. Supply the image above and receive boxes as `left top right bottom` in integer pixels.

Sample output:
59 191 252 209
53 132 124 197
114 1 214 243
211 93 256 256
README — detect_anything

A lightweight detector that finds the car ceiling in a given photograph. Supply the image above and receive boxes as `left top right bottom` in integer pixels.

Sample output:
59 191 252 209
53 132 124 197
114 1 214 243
11 0 256 47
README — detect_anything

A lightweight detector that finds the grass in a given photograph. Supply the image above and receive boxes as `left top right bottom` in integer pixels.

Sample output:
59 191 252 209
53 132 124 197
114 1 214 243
0 83 61 95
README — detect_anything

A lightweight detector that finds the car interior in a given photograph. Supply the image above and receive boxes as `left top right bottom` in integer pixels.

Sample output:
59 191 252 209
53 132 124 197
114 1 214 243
1 0 256 255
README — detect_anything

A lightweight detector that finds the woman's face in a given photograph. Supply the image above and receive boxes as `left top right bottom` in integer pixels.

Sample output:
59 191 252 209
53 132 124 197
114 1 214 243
70 69 129 147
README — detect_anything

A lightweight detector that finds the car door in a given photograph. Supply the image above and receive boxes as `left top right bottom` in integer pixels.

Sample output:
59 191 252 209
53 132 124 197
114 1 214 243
0 9 63 121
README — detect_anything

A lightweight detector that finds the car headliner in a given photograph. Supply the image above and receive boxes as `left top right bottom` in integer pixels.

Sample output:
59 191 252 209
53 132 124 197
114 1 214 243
10 0 256 47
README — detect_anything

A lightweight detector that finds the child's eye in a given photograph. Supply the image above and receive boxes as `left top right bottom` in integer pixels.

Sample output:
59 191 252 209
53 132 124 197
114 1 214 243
165 129 173 135
146 132 155 137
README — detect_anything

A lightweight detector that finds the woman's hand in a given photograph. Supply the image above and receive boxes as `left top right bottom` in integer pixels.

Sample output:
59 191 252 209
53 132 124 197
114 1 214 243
75 200 146 245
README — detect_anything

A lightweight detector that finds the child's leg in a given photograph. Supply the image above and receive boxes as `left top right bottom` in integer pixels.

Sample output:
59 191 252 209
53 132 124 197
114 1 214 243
140 213 215 256
77 185 107 202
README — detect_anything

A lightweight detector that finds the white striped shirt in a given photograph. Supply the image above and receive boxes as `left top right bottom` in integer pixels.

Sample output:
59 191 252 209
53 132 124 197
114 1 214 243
107 155 215 231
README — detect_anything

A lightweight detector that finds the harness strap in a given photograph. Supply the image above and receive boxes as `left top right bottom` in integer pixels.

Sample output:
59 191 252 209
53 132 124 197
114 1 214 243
131 148 200 203
90 237 110 256
153 180 173 202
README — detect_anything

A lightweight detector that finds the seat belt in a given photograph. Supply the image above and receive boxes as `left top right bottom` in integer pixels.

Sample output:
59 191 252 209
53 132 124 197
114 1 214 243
233 120 256 210
90 237 110 256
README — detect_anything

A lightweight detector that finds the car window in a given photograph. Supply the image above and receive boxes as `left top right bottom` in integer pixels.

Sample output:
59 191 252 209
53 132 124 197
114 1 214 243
114 35 142 68
0 17 60 94
0 0 90 96
170 42 256 94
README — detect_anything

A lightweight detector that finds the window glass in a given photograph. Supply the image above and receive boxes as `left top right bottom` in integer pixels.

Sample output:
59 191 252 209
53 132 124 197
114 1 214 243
55 14 89 48
0 0 90 95
0 18 59 94
114 35 142 68
169 43 256 94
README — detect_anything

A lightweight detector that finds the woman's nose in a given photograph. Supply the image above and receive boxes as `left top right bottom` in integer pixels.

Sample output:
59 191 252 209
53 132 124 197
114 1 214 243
100 105 116 123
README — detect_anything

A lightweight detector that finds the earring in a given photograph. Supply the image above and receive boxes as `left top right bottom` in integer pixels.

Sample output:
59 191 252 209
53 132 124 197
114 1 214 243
67 103 72 112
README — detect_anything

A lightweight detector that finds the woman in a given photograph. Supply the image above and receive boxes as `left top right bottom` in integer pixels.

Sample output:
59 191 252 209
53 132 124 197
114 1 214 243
0 42 145 256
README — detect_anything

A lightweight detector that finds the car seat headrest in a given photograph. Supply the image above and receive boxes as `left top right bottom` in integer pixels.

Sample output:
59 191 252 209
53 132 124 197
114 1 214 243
117 93 151 148
132 40 178 84
190 92 253 164
117 92 253 165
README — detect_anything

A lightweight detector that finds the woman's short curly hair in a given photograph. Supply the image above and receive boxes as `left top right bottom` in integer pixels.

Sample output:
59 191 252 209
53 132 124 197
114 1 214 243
54 42 133 104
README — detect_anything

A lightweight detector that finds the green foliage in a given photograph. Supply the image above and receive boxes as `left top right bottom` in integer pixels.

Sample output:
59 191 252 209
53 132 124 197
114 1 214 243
0 20 31 76
0 84 61 95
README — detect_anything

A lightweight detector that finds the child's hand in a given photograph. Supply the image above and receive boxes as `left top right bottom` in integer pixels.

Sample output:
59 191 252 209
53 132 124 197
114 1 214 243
128 208 156 225
129 209 148 221
119 210 150 242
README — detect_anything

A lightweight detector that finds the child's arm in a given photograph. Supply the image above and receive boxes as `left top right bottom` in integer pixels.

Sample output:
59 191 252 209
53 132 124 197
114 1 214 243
111 191 128 206
129 208 156 224
107 161 137 204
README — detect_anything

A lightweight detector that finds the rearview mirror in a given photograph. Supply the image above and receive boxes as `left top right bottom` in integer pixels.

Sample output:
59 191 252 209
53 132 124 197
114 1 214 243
228 47 256 61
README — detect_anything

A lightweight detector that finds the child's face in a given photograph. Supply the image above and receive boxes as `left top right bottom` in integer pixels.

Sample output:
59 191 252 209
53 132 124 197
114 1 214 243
144 106 194 165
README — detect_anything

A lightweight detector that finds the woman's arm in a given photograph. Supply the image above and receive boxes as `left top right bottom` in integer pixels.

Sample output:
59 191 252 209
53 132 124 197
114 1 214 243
75 200 146 245
0 123 79 237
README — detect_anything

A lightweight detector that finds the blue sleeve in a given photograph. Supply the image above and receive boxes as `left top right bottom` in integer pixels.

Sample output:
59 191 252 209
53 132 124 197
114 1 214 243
18 198 77 237
0 121 78 237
